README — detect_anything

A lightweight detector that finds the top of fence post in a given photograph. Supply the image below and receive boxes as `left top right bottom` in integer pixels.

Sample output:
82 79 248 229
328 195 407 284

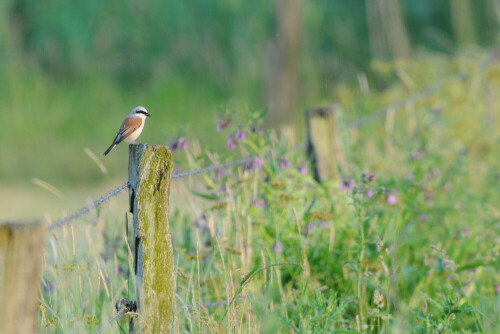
306 104 347 183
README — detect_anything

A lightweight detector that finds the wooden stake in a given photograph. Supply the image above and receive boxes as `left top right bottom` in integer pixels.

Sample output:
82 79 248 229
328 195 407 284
306 104 346 182
129 144 175 332
0 220 45 334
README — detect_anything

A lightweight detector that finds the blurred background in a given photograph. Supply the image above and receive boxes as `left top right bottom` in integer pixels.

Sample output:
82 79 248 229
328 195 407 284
0 0 499 218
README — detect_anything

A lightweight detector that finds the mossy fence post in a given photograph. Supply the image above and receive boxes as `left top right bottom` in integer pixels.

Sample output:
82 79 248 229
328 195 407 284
0 220 45 334
306 104 347 183
129 144 175 332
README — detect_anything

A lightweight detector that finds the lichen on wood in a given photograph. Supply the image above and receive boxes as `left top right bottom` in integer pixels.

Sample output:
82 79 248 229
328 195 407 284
129 144 175 332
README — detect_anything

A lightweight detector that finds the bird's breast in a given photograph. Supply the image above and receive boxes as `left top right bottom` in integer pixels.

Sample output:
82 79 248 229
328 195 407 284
124 122 145 143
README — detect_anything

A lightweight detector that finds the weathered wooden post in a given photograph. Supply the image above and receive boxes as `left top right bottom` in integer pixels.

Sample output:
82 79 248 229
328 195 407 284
0 220 45 334
306 104 347 182
128 144 175 332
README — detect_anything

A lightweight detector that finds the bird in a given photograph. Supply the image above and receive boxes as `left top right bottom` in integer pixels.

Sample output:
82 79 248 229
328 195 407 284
103 106 151 156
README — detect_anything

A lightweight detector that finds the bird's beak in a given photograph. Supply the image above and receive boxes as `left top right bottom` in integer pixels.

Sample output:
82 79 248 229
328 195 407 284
146 113 151 117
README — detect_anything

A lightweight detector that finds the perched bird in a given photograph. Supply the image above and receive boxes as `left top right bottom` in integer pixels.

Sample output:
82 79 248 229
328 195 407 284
103 106 151 156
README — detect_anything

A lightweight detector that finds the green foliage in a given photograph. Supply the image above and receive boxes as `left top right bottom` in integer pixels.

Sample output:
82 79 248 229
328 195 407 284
38 54 500 333
1 0 499 185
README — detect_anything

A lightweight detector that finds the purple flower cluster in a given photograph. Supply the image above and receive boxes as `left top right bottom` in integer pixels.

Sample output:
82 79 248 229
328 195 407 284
361 172 376 183
169 137 188 151
279 160 291 169
272 242 283 253
214 169 231 180
226 138 237 150
235 130 247 140
359 189 375 199
386 194 397 205
216 118 232 132
226 129 248 150
252 199 268 208
252 158 263 168
244 157 264 170
339 180 354 191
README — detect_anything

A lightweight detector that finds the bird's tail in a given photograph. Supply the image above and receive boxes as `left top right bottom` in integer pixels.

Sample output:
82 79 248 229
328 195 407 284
103 143 117 156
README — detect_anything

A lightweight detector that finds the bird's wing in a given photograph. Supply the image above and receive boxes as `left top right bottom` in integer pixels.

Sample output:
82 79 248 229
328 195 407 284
114 116 143 144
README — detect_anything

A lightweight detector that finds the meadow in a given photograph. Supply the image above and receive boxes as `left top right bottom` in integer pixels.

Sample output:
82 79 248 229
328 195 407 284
36 53 500 333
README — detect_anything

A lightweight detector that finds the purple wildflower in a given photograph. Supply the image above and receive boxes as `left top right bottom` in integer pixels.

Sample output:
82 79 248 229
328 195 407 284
367 189 374 198
299 167 308 175
216 118 232 132
386 194 397 205
339 180 354 191
169 137 188 151
226 137 236 150
252 158 263 168
44 282 55 293
362 172 375 183
252 199 267 208
235 130 247 140
279 160 291 169
272 242 283 253
243 158 263 170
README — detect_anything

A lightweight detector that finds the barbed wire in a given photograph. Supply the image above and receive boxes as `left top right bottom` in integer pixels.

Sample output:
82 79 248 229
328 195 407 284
172 156 256 180
47 73 458 232
47 182 130 231
95 298 136 334
345 71 467 129
345 83 441 129
47 142 307 231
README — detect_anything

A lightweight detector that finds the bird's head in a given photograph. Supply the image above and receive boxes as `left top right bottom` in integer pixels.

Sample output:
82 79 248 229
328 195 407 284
130 106 151 118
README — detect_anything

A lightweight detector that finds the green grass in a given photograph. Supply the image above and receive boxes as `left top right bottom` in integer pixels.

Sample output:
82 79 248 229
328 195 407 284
37 53 500 333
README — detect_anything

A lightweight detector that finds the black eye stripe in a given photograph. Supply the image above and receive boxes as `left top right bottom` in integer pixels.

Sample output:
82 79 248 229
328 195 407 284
136 110 149 115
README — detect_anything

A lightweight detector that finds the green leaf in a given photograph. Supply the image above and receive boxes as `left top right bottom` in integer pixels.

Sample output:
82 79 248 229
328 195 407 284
188 188 219 200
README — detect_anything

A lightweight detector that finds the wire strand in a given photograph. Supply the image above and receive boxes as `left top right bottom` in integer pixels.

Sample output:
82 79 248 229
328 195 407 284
47 182 130 231
346 72 467 129
47 72 463 232
47 143 306 230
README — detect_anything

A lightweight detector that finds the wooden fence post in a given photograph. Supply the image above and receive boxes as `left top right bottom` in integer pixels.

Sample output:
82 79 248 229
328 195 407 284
306 104 347 182
128 144 175 332
0 220 45 334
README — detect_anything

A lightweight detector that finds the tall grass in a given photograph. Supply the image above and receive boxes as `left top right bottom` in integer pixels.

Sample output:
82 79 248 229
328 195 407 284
39 53 500 333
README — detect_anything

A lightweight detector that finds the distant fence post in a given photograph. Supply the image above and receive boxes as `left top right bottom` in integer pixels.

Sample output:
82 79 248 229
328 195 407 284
306 104 347 182
0 220 45 334
129 144 175 332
